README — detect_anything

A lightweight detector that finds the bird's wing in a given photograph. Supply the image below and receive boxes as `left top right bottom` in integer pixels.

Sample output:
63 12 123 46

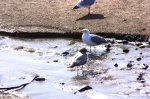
90 34 107 45
75 54 87 65
68 52 87 68
76 0 96 8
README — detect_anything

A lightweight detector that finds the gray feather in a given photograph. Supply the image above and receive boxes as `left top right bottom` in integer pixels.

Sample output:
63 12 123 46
79 0 95 7
68 50 87 68
90 34 107 45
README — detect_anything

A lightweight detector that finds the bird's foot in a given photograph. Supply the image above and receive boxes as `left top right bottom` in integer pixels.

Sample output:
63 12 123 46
88 11 93 15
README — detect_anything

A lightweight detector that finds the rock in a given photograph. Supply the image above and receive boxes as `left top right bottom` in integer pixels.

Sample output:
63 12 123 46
123 49 129 53
0 36 5 40
122 40 128 44
140 52 142 55
127 62 133 68
142 64 149 70
53 46 58 48
53 60 58 62
137 72 146 83
136 57 141 61
140 80 146 83
14 46 25 50
49 46 58 48
139 45 145 48
78 85 92 92
137 77 144 81
138 73 144 78
114 63 118 67
34 77 46 81
141 28 146 31
138 75 143 78
135 48 138 50
60 82 65 85
62 51 70 56
27 48 35 53
123 19 127 21
68 40 75 45
136 43 143 47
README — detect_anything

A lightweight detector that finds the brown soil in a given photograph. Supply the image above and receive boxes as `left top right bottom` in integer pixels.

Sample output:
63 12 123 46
0 0 150 38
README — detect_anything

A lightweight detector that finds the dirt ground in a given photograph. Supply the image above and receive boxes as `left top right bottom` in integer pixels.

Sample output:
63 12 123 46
0 0 149 35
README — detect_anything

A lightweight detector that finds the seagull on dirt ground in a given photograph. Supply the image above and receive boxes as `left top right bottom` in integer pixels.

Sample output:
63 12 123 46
82 29 108 52
73 0 96 15
67 48 88 70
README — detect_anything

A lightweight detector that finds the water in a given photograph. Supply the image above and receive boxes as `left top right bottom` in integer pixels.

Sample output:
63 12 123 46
0 36 150 99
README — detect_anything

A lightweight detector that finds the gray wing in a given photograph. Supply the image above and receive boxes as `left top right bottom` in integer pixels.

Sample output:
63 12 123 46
77 0 96 7
90 34 107 45
76 53 87 65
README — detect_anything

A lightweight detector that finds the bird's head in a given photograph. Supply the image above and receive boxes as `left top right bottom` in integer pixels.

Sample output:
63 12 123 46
82 29 90 34
79 48 88 54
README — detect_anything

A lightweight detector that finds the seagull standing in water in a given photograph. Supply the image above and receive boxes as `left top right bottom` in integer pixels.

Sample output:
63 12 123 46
73 0 96 15
67 48 88 70
82 29 108 52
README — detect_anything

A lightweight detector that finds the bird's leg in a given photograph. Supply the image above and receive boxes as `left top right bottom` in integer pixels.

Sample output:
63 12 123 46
87 6 93 15
87 64 90 71
94 46 96 53
76 66 79 71
88 7 91 15
76 66 79 75
90 46 91 53
81 65 83 70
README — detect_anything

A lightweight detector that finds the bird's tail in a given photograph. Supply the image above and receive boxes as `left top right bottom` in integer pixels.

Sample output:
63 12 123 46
67 65 75 68
73 5 80 9
67 62 78 68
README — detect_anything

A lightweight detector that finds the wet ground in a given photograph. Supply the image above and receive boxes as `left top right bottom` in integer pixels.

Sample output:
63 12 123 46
0 36 150 99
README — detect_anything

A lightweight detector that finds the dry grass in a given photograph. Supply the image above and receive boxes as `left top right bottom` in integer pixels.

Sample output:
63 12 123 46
0 0 149 35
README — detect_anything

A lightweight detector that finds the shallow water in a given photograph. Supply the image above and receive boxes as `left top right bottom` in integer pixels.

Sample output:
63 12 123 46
0 36 150 99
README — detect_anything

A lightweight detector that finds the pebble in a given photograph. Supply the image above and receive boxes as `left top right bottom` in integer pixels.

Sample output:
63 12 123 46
122 40 129 44
78 85 92 92
139 45 145 48
136 57 142 61
114 63 118 67
136 43 143 46
62 51 70 56
142 64 149 70
127 62 133 68
60 82 65 85
123 49 129 53
53 60 58 62
123 19 127 21
140 80 146 83
35 77 46 81
68 40 75 45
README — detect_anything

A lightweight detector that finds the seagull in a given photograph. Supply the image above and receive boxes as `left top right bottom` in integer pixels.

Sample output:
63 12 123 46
67 48 88 69
82 29 108 52
73 0 96 15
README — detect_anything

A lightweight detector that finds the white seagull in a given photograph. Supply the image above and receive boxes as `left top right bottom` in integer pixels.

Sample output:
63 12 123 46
73 0 96 15
82 29 108 52
67 48 88 69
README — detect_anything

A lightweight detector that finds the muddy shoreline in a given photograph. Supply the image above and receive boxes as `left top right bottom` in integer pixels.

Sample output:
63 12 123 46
0 31 149 42
0 36 150 99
